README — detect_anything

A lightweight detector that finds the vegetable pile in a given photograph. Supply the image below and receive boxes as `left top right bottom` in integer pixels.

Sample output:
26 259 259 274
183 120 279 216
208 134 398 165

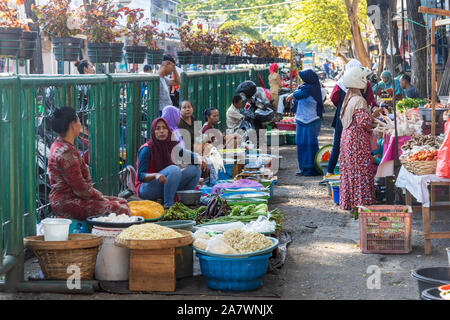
407 150 438 162
162 202 206 221
396 98 427 113
129 201 164 220
400 134 442 161
195 195 232 224
206 208 284 231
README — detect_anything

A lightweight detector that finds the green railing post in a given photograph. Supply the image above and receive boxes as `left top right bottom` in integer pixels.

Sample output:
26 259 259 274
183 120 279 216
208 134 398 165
20 76 37 237
4 76 24 292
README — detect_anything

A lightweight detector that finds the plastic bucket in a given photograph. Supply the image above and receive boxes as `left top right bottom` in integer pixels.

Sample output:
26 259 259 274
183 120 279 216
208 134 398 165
197 253 271 291
421 287 444 300
411 267 450 299
92 226 129 281
40 218 71 241
332 186 340 204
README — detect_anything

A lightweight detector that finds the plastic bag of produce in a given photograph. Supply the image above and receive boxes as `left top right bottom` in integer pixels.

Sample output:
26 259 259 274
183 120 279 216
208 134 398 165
205 235 238 255
243 215 276 233
436 120 450 178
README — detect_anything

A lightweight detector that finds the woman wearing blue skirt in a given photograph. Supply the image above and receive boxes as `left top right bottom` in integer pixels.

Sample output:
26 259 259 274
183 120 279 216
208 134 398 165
286 70 324 176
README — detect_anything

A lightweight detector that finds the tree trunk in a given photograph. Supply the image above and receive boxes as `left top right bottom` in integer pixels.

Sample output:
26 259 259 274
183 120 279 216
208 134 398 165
24 0 43 74
406 0 428 98
367 0 403 73
345 0 372 67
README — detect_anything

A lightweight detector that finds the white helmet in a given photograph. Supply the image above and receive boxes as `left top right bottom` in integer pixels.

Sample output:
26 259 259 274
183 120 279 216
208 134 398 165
342 67 372 90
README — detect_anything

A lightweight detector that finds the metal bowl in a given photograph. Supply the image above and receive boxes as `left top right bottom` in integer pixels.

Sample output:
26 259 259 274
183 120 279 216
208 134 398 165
176 190 202 206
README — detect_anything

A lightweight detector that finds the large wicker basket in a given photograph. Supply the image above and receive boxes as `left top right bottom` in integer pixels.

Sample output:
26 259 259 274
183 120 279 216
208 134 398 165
401 160 437 176
24 234 102 280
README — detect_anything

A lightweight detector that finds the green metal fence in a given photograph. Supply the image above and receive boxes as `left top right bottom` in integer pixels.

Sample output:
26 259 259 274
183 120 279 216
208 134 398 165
0 74 160 292
0 68 263 292
251 68 270 89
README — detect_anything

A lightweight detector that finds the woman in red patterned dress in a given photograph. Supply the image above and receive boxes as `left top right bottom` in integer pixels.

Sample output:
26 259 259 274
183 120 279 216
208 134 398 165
339 68 382 211
48 107 129 220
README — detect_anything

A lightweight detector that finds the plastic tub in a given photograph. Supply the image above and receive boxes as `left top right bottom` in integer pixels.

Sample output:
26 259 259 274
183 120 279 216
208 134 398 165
411 267 450 299
40 218 71 241
196 253 272 291
421 287 444 300
332 186 340 205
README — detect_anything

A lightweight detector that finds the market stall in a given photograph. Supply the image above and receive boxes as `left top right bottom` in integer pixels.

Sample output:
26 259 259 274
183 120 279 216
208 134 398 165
23 145 287 294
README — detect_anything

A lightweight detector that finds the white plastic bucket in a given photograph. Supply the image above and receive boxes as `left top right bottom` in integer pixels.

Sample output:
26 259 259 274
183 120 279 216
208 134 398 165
40 218 71 241
92 226 129 281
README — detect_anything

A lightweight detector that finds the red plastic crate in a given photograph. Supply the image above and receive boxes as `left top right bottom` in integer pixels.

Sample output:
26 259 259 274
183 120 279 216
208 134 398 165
275 122 296 131
358 205 412 254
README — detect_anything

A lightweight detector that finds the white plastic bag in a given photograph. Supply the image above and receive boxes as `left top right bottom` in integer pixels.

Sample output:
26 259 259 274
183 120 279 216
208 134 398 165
243 215 276 233
205 235 238 254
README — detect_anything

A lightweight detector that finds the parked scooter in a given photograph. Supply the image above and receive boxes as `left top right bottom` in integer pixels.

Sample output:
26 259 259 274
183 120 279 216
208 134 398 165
235 81 274 143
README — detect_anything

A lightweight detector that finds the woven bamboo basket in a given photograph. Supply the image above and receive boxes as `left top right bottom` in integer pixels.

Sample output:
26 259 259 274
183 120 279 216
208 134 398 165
24 234 102 280
401 160 437 176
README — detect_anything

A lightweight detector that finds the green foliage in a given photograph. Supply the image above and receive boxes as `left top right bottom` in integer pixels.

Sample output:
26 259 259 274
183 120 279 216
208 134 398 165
180 0 290 41
283 0 352 50
220 20 262 40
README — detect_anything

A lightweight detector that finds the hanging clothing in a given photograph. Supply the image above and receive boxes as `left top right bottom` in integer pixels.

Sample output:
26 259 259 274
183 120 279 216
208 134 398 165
48 137 129 220
339 94 376 210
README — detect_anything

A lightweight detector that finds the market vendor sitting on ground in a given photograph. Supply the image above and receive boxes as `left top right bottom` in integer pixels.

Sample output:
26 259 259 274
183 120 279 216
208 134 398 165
159 54 180 112
226 95 244 131
177 100 197 151
400 74 420 99
136 118 207 208
203 107 240 148
48 107 130 220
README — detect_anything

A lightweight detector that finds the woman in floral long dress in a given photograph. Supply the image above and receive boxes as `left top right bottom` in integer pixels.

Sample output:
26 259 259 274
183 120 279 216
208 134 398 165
339 67 382 210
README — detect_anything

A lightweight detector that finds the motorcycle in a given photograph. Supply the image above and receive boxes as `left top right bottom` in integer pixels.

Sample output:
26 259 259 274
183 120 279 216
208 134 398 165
235 81 274 144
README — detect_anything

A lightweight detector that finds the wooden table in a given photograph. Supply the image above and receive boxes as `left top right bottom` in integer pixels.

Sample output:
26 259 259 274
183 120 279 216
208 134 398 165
405 182 450 254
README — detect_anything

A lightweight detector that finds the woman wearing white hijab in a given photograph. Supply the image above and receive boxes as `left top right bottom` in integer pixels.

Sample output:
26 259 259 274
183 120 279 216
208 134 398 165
325 59 378 177
339 67 382 211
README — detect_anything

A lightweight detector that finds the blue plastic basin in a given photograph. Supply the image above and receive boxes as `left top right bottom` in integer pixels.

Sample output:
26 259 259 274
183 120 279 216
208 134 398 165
197 253 272 292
